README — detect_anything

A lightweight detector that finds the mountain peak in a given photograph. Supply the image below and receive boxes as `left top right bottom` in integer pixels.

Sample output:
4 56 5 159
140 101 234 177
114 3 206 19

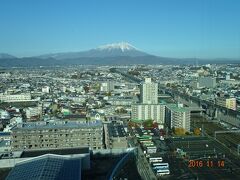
97 42 137 52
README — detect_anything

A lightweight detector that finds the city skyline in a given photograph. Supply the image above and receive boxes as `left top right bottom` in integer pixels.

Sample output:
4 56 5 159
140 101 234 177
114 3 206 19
0 0 240 59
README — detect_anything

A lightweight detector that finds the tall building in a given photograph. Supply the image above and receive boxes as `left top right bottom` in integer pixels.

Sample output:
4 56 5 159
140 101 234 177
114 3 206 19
11 120 103 151
198 76 216 88
100 80 115 92
140 78 158 104
131 104 165 125
165 104 190 132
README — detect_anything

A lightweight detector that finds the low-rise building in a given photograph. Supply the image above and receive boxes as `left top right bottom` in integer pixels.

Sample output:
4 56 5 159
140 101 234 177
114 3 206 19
131 104 165 125
0 93 31 102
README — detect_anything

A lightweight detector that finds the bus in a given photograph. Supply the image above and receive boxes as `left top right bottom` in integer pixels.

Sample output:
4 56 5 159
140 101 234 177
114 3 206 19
152 163 165 167
146 146 157 154
142 142 154 146
152 163 169 168
149 157 163 163
156 169 170 176
153 163 170 176
139 135 152 140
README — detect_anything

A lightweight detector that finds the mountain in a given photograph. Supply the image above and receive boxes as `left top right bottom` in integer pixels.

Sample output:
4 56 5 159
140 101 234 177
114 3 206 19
0 43 240 67
37 42 149 60
0 53 16 59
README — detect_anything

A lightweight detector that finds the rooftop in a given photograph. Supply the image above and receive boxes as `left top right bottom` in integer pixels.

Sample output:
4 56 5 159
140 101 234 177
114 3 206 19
6 154 82 180
108 123 127 137
12 120 102 131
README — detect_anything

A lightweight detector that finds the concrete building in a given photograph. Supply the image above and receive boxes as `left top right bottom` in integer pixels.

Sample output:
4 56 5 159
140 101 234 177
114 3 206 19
107 96 138 106
226 98 237 110
11 120 103 151
131 104 165 125
165 104 190 132
198 76 216 88
217 97 237 110
42 86 50 93
100 81 115 92
226 73 231 80
0 93 31 102
140 78 158 104
25 106 42 120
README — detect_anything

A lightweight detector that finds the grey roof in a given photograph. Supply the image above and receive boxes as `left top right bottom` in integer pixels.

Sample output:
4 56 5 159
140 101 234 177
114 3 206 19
6 154 82 180
12 120 102 131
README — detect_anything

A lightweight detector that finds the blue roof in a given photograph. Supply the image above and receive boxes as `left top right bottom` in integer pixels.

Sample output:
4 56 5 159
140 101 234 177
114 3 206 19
6 154 82 180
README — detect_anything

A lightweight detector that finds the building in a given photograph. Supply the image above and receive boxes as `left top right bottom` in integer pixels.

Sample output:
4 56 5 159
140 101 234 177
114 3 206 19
131 104 165 125
198 76 216 88
216 97 237 110
42 86 50 93
226 98 237 110
11 120 103 151
226 73 231 80
6 152 90 180
100 81 115 92
165 104 190 132
0 93 31 102
25 106 42 120
140 78 158 104
107 96 138 106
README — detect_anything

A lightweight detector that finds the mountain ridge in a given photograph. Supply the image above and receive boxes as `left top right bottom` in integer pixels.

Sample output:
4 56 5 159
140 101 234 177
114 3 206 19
0 42 240 67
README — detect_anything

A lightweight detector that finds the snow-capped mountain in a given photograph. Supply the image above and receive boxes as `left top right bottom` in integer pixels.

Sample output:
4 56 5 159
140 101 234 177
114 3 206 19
37 42 149 60
97 42 137 52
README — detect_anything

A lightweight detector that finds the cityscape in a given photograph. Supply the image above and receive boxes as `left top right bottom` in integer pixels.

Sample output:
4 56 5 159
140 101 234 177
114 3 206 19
1 1 240 180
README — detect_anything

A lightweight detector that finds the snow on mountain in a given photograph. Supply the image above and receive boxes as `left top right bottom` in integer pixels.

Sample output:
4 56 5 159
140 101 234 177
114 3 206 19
97 42 137 52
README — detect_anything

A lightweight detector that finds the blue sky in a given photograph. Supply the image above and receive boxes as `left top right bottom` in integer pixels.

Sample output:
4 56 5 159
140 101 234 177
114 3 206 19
0 0 240 58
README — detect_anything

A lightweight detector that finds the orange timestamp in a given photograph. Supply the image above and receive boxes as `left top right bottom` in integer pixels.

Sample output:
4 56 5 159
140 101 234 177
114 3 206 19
188 160 225 168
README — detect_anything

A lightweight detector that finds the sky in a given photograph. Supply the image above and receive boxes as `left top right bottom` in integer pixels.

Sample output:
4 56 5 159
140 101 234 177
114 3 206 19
0 0 240 58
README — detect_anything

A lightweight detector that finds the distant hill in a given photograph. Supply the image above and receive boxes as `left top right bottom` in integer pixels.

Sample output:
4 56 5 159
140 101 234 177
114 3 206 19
0 53 16 59
0 42 240 67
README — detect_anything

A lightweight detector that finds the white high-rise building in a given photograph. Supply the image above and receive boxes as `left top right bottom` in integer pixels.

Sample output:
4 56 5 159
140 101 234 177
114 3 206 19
140 78 158 104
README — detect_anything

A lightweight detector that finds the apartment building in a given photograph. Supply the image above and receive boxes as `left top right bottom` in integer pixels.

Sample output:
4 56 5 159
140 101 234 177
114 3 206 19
11 120 103 150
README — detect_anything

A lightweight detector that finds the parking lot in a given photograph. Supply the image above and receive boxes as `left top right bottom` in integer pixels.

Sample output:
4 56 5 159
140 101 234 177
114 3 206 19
165 136 240 179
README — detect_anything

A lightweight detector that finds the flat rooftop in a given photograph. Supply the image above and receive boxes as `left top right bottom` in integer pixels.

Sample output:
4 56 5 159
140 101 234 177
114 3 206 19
107 123 127 137
12 120 102 130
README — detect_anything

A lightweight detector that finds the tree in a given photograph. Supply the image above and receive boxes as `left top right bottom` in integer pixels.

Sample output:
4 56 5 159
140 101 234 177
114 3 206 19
174 128 186 135
143 119 153 128
194 128 201 136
